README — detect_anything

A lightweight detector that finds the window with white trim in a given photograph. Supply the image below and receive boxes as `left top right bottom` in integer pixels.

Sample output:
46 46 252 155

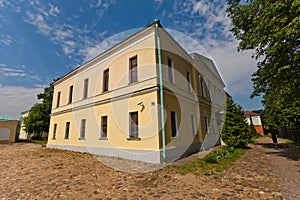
191 115 197 136
129 112 139 138
80 119 86 139
100 116 108 139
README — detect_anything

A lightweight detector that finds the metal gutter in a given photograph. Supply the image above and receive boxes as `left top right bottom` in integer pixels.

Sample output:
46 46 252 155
154 19 166 160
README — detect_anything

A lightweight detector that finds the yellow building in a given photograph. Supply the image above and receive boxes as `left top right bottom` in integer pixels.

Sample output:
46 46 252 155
47 20 226 163
0 116 19 143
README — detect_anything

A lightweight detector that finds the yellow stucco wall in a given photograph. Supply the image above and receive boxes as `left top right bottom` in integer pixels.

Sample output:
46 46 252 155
48 90 160 150
47 23 224 163
48 27 161 151
0 121 18 143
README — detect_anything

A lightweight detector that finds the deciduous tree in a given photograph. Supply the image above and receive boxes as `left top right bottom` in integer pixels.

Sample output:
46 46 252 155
226 0 300 128
23 81 54 139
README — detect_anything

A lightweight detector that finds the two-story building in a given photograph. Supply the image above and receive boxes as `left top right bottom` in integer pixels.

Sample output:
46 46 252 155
47 20 226 163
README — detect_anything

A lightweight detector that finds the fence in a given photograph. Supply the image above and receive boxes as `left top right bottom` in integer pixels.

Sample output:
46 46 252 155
278 126 300 143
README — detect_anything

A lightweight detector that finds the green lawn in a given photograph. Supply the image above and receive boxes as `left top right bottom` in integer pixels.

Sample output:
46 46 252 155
169 146 246 176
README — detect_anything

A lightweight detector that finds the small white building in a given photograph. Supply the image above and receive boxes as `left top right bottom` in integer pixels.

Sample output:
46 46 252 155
19 110 29 140
244 111 264 136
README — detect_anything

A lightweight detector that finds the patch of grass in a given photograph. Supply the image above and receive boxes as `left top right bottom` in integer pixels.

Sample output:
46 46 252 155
15 139 47 146
170 146 246 176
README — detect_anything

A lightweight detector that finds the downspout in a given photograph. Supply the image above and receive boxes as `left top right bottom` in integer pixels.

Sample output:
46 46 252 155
155 19 166 160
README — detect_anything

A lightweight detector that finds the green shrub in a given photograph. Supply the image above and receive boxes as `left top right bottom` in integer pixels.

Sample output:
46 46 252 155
211 147 234 159
221 97 253 148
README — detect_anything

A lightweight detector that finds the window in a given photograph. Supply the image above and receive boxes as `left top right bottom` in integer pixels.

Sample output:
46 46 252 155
65 122 70 139
168 58 175 83
100 116 108 139
205 117 209 134
56 92 61 108
102 69 109 92
68 85 73 104
200 77 206 98
171 111 178 138
191 115 197 136
80 119 86 139
129 56 137 83
83 78 88 99
129 112 139 138
187 72 192 93
52 124 57 139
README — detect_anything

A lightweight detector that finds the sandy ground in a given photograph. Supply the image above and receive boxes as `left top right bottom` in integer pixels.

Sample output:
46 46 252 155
0 137 299 199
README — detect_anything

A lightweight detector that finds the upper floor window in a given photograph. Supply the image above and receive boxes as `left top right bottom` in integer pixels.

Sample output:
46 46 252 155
83 78 88 99
187 72 192 93
65 122 70 139
100 116 108 139
168 58 175 83
102 69 109 92
200 77 206 98
129 56 137 83
56 91 61 108
68 85 73 104
129 112 139 138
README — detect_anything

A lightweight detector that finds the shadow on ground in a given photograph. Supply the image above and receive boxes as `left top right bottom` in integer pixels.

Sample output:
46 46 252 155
255 141 300 161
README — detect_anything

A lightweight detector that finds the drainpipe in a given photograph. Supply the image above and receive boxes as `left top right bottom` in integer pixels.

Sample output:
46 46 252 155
155 19 166 160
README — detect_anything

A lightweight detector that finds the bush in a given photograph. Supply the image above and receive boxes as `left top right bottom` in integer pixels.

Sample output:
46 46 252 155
211 147 235 159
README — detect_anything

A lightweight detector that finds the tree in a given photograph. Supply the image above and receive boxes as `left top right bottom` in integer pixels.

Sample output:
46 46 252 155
23 81 54 139
221 97 252 148
226 0 300 128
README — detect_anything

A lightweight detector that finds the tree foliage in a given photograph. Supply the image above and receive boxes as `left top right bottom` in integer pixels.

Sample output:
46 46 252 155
226 0 300 129
23 82 54 139
221 97 252 148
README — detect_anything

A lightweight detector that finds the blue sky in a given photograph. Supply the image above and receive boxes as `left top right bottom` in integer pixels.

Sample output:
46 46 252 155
0 0 262 119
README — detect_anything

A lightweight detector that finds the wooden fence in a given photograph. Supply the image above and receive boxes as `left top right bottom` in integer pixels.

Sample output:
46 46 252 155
278 126 300 143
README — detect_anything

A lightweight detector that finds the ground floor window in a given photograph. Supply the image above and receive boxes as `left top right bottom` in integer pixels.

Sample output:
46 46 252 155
171 111 178 138
64 122 70 139
129 112 139 138
80 119 86 139
191 115 197 136
205 116 209 134
52 124 57 139
100 116 108 139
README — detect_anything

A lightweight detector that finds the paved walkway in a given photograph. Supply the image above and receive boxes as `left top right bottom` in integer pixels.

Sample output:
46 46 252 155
0 137 299 199
255 137 300 199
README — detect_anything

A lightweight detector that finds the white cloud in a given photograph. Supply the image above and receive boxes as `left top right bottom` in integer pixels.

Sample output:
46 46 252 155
0 86 43 119
80 28 140 64
25 11 52 35
0 66 27 77
90 0 102 8
0 34 13 45
48 3 60 17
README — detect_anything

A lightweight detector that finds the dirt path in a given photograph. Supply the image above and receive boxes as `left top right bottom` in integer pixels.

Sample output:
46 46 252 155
0 137 299 199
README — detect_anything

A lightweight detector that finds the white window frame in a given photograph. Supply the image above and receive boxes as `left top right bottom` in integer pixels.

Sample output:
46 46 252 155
191 115 197 136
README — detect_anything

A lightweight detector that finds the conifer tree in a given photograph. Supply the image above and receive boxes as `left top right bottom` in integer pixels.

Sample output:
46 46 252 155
221 97 252 148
